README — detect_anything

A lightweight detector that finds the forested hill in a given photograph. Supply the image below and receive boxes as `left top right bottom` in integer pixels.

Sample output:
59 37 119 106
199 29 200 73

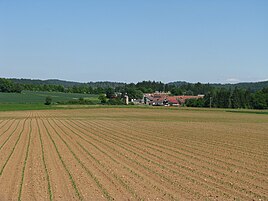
210 81 268 91
169 80 268 91
8 78 126 88
166 81 188 87
9 78 79 87
8 78 268 91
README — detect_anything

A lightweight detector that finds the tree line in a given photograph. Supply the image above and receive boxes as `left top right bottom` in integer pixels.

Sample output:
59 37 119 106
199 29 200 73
0 78 22 93
1 78 268 109
185 87 268 109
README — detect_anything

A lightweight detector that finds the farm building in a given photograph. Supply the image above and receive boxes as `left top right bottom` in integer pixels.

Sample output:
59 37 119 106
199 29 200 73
145 93 204 106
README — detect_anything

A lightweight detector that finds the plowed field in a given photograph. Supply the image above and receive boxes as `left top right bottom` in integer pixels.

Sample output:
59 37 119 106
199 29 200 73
0 108 267 200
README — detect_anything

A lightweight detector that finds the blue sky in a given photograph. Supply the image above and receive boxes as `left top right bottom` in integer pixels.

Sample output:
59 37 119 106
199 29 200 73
1 0 267 83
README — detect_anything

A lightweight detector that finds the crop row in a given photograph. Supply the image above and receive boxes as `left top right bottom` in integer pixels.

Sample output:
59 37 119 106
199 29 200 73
52 118 180 200
0 120 21 152
73 119 267 200
18 119 32 201
90 123 266 200
0 119 27 176
99 120 268 182
52 118 154 200
121 121 268 159
44 119 114 200
119 121 268 163
60 119 233 200
36 119 53 201
0 119 16 138
75 121 248 199
40 119 83 200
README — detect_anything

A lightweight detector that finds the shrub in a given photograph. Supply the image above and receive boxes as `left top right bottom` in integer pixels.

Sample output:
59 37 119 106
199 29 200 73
98 94 107 104
44 96 52 105
107 98 124 105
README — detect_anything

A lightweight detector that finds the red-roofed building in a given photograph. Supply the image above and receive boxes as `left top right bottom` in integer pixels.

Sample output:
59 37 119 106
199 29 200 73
167 97 179 106
146 93 204 106
145 93 204 106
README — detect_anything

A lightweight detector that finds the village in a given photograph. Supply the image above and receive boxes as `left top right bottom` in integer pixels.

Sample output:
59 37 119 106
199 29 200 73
126 92 204 106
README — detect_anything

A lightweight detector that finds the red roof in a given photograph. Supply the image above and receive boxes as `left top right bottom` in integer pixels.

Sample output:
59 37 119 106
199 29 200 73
175 96 201 99
167 97 179 104
166 95 203 104
147 94 203 105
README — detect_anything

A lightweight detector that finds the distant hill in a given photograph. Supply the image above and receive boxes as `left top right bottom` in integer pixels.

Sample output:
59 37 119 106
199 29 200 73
166 81 188 87
8 78 126 88
6 78 268 91
168 80 268 91
210 81 268 91
9 78 80 87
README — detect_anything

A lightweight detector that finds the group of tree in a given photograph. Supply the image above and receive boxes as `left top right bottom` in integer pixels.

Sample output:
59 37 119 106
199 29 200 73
57 97 95 105
97 88 125 105
0 78 22 93
185 87 268 109
1 78 268 109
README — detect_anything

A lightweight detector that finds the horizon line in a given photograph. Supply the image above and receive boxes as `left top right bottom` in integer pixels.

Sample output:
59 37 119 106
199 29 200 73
2 77 268 85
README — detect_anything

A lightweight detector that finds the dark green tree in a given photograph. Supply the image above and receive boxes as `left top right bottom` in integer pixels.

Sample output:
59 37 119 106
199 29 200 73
98 94 107 104
105 88 115 99
44 96 52 105
251 91 267 109
230 87 241 108
170 87 183 96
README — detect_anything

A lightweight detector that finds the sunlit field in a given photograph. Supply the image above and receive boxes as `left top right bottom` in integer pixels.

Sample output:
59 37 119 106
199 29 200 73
0 108 267 200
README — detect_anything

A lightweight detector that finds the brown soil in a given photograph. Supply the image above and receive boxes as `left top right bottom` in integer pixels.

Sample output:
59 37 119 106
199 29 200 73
0 108 267 201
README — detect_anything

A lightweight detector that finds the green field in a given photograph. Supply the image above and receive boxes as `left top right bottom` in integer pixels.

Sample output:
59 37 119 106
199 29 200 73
0 91 100 111
0 91 99 104
0 104 54 111
1 91 268 115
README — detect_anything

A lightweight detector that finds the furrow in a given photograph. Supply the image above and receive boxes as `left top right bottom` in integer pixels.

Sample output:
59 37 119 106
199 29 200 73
37 119 53 201
40 119 83 201
18 118 32 201
54 118 178 200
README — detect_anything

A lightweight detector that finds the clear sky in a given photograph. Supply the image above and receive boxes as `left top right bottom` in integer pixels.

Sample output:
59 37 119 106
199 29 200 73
1 0 267 83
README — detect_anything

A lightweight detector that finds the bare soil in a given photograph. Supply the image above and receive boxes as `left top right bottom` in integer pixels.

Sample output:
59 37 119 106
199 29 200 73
0 108 267 200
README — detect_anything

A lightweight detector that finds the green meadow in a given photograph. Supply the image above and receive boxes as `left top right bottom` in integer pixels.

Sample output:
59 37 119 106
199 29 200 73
0 91 99 111
0 91 99 104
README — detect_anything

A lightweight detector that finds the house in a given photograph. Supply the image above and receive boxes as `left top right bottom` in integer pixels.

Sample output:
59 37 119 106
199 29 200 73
147 94 168 106
150 97 167 106
167 97 179 106
131 98 144 105
145 93 204 106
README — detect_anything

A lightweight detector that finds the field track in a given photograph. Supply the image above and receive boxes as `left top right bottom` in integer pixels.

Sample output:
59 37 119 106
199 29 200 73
0 108 267 200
